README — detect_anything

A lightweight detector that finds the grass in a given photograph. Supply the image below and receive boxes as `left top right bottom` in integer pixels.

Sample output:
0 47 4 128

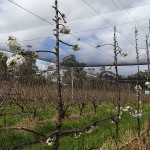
0 102 149 150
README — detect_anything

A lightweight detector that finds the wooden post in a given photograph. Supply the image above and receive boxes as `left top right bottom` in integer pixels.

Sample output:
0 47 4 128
71 68 74 102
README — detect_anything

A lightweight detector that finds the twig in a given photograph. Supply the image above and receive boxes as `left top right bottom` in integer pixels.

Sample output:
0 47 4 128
1 127 46 139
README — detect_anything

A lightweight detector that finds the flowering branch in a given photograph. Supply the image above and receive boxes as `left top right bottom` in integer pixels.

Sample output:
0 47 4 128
135 27 141 137
59 40 80 51
49 114 117 138
96 42 127 57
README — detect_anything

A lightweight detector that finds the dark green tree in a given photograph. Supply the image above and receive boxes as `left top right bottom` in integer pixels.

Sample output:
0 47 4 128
16 51 39 84
61 54 86 87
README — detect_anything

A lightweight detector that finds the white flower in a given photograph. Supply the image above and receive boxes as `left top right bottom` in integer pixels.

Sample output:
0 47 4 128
145 82 150 88
46 138 53 146
135 85 142 94
132 110 142 118
135 85 142 90
120 51 128 57
75 133 82 139
6 36 21 53
126 106 132 110
123 106 132 112
85 129 93 134
137 113 142 118
72 44 80 51
6 54 25 68
145 82 150 86
60 26 70 34
32 52 38 58
145 91 150 95
132 113 137 117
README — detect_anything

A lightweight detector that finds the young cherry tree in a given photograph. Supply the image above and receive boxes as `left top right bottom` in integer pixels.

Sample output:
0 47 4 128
6 0 80 149
135 27 142 137
145 32 150 136
49 0 80 149
97 26 127 150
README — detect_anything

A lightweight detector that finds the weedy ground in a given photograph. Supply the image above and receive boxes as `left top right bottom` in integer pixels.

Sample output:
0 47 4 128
0 102 149 150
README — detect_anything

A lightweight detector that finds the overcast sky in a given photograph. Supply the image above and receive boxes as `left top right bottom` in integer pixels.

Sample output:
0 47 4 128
0 0 150 76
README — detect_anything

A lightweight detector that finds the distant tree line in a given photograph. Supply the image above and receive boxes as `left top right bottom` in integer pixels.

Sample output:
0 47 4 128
0 51 149 89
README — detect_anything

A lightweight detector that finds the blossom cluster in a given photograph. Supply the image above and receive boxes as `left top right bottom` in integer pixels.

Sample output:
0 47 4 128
59 13 80 51
74 126 96 139
74 132 82 139
120 51 128 57
60 26 70 34
6 54 25 68
122 106 131 112
6 36 26 69
6 36 21 53
32 51 38 58
145 82 150 95
72 44 80 51
122 106 142 118
135 85 142 95
46 138 54 146
130 110 142 118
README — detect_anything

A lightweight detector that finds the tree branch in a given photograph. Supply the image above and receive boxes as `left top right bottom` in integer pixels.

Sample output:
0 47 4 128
1 127 47 139
49 114 117 137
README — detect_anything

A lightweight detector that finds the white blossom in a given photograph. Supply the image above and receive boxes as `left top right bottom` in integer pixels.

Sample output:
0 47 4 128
145 90 150 95
135 85 142 90
6 54 25 68
85 129 93 134
145 82 150 86
46 138 53 146
135 85 142 93
32 52 38 58
123 106 132 112
60 26 70 34
132 110 142 118
74 133 82 139
6 36 21 53
120 51 128 57
145 82 150 88
72 44 80 51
